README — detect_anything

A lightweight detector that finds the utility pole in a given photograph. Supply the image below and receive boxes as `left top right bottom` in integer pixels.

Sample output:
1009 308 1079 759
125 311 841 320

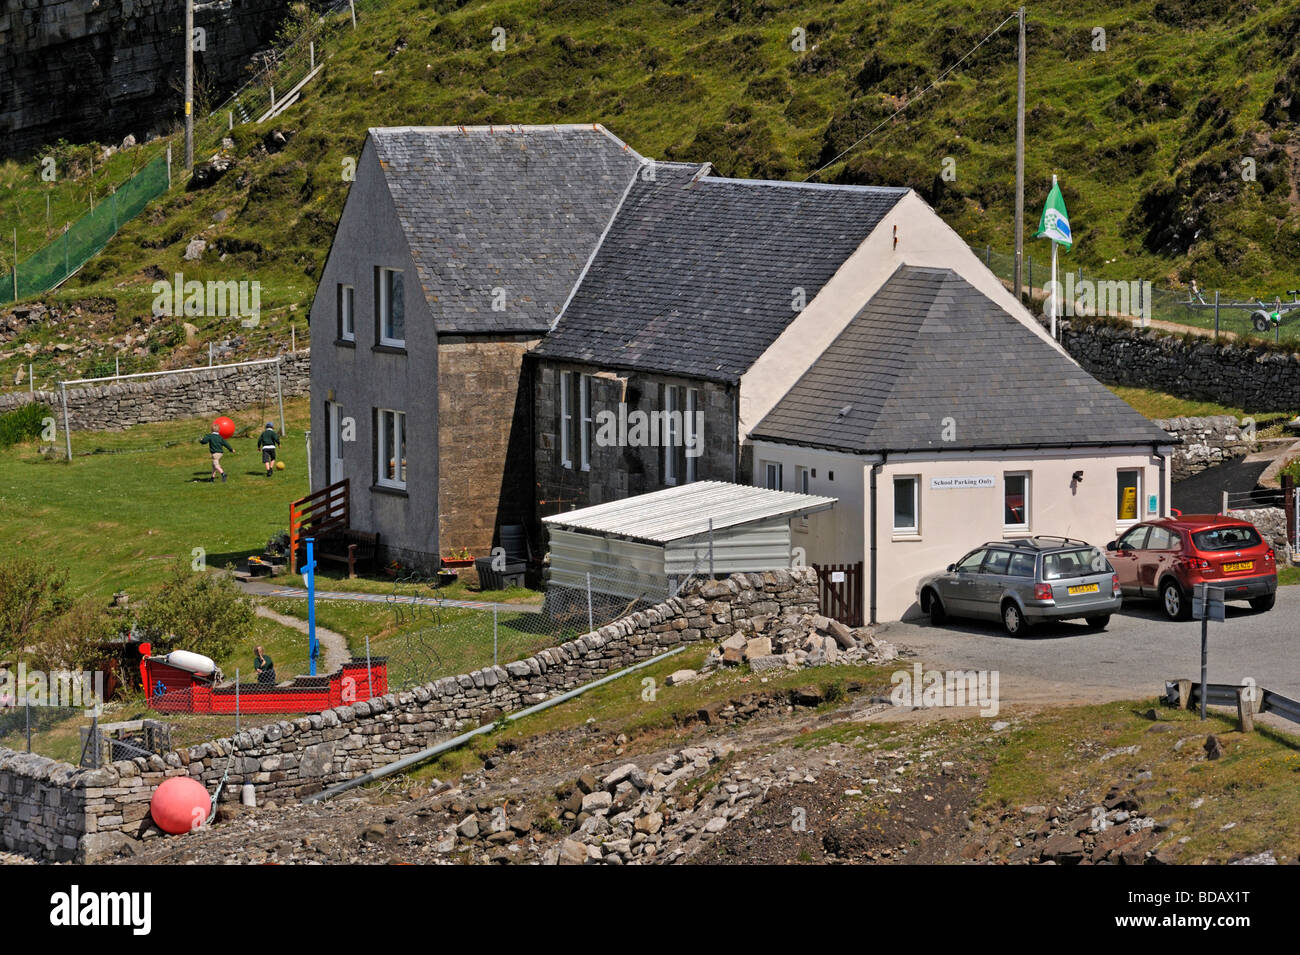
184 0 194 171
1013 6 1026 301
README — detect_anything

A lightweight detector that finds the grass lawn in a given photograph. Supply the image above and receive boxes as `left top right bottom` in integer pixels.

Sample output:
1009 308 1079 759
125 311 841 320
264 597 578 689
0 396 310 598
290 566 541 605
1107 385 1295 425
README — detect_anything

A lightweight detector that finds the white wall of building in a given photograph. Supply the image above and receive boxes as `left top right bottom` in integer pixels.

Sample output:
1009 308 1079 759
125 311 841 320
753 441 1171 622
739 190 1072 435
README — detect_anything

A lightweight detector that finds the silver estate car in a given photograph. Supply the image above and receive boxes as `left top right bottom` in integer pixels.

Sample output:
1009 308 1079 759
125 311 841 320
916 537 1123 636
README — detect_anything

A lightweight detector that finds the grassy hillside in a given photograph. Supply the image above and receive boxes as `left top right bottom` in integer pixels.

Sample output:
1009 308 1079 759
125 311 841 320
2 0 1300 387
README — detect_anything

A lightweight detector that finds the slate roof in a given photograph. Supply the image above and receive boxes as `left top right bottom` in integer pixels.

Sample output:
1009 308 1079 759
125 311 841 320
750 266 1176 453
369 125 645 335
531 171 908 382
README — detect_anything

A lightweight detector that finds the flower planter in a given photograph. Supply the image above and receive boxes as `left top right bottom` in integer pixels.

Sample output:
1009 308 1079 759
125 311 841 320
441 557 474 569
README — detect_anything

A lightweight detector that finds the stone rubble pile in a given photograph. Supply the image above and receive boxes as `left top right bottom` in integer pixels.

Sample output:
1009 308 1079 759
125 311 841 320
702 613 897 674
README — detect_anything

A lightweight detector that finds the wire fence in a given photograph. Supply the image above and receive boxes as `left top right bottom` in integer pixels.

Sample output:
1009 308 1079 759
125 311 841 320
972 242 1300 344
0 0 385 307
2 548 712 764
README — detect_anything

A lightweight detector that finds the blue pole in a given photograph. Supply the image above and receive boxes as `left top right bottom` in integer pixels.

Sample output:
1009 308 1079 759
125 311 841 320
305 536 317 676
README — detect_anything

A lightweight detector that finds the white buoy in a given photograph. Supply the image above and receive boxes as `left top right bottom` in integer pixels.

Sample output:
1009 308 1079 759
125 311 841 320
241 783 256 808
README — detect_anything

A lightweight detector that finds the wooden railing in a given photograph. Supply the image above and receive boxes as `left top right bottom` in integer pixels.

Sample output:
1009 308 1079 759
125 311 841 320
289 478 350 573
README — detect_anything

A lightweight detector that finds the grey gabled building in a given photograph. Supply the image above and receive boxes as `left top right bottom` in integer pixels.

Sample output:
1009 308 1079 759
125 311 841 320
307 125 643 568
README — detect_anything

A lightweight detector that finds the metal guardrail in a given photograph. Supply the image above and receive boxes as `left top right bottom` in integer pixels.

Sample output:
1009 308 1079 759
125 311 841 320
1166 679 1300 728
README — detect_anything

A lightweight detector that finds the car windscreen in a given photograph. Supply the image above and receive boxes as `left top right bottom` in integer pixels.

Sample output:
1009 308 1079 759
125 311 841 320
1192 525 1262 551
1042 547 1111 580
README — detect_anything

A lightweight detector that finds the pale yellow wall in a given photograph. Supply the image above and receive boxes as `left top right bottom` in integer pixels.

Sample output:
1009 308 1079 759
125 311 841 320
873 449 1170 621
739 190 1073 435
753 441 1172 622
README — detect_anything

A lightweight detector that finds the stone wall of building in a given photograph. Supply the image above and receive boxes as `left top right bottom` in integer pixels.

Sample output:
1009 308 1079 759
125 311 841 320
532 360 737 523
0 351 309 432
0 569 820 862
1059 320 1300 413
1 0 294 158
1152 415 1256 481
437 337 540 559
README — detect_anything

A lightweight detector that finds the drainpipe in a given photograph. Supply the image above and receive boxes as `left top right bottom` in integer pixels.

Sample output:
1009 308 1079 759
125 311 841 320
731 386 740 483
1155 443 1166 517
869 460 881 626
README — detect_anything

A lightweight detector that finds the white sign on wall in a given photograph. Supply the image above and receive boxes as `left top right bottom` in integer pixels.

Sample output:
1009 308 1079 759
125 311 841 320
929 475 995 490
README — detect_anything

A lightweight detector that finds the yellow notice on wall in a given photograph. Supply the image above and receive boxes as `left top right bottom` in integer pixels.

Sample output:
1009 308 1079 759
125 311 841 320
1119 485 1138 521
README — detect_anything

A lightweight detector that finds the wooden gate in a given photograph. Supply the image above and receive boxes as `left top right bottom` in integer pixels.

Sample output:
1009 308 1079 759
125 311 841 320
812 561 864 627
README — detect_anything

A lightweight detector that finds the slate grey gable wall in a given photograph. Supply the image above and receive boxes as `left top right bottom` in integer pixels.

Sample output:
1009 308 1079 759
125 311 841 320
309 140 441 566
532 359 736 521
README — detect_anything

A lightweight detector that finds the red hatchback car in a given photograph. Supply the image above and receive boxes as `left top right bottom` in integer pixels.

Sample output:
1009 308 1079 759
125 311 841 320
1105 515 1277 620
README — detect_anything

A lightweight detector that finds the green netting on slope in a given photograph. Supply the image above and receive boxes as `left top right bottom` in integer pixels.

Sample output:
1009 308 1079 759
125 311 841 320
0 154 169 306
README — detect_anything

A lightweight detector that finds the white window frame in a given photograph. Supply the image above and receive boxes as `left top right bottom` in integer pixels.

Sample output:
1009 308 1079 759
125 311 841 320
1117 468 1142 524
761 460 783 491
663 385 678 486
376 408 407 490
893 475 920 535
579 374 593 471
377 267 404 347
559 371 573 469
1003 470 1031 533
338 284 354 342
684 387 699 483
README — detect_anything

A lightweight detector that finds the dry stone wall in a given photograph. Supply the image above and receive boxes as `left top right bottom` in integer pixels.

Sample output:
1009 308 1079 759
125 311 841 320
1153 415 1255 481
1059 320 1300 413
0 569 820 862
0 351 308 431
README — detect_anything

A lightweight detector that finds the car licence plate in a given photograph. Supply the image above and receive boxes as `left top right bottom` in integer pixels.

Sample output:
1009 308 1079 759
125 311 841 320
1222 561 1254 573
1067 583 1100 595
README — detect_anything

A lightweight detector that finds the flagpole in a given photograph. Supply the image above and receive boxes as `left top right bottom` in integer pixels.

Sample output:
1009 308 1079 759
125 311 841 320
1050 238 1058 339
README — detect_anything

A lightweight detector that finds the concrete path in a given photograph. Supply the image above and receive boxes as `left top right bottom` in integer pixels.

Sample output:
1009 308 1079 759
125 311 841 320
253 604 351 674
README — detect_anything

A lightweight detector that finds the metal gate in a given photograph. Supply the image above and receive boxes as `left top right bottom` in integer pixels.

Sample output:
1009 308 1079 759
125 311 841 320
812 561 864 627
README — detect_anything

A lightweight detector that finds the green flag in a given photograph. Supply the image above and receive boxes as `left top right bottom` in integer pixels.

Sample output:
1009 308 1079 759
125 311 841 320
1036 176 1072 251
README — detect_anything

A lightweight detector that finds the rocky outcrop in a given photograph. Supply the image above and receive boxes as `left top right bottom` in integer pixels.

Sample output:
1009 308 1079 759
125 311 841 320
1 0 295 158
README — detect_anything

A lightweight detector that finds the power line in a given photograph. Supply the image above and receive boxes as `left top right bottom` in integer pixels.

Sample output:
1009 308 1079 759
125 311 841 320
805 10 1021 181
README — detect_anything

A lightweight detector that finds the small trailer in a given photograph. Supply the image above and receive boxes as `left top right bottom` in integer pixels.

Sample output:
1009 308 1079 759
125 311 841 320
1183 286 1300 333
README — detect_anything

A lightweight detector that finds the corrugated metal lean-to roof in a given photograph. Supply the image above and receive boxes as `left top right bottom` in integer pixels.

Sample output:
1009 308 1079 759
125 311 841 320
541 481 837 544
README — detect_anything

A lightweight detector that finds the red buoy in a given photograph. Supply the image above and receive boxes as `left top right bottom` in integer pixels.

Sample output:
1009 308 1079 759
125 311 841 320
150 776 212 834
213 416 236 439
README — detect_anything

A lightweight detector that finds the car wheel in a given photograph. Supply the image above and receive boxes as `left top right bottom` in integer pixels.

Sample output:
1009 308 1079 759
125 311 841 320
925 589 948 625
1085 614 1111 629
1001 600 1029 637
1160 579 1189 621
1249 594 1275 612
